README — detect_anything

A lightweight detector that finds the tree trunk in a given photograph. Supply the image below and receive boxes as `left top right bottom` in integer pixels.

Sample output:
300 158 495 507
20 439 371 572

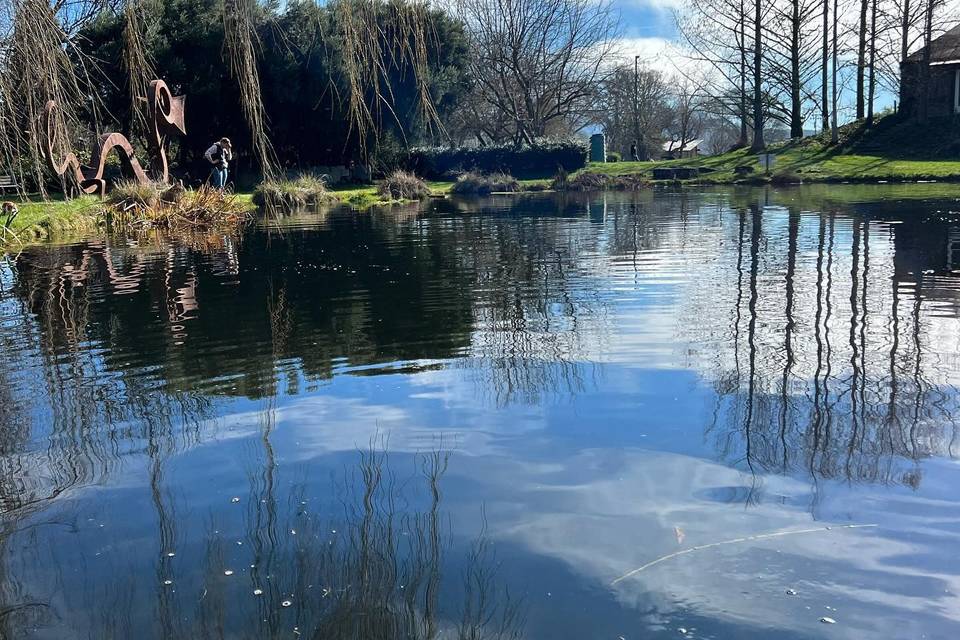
856 0 869 119
822 0 829 132
901 0 911 64
866 0 878 125
750 0 765 151
831 0 838 143
739 0 749 147
922 0 935 122
790 0 803 138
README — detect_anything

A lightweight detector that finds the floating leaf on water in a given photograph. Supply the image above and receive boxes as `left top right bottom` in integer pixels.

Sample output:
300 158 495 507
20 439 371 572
224 570 234 576
231 497 241 503
281 600 293 607
674 527 685 545
820 617 836 624
163 580 173 586
253 589 263 596
786 588 798 596
166 552 176 557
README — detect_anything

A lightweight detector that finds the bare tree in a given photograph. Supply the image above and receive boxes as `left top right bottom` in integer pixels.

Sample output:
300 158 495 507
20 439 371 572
668 78 705 151
454 0 620 143
598 63 670 159
821 0 829 132
677 0 753 147
857 0 869 118
831 0 838 142
751 0 766 150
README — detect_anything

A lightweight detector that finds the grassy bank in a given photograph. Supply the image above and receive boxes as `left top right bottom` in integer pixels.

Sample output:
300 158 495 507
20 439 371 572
9 114 960 249
5 197 100 242
587 146 960 184
587 116 960 184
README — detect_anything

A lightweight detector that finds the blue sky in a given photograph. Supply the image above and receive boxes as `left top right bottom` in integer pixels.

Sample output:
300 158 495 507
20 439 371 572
609 0 682 65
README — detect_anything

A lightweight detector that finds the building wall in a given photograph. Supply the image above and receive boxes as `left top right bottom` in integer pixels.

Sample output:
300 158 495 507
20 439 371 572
900 62 959 119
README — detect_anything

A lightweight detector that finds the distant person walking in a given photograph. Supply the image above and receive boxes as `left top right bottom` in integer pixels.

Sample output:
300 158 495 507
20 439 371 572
630 141 640 162
204 137 233 189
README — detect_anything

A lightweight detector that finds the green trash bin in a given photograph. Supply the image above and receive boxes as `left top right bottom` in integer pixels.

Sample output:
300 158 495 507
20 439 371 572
590 133 606 163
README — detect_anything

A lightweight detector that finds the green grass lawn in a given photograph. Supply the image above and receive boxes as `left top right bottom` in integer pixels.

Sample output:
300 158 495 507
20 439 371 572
584 132 960 184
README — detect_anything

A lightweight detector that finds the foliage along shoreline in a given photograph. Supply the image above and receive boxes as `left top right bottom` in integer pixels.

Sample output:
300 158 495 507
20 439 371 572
11 118 960 250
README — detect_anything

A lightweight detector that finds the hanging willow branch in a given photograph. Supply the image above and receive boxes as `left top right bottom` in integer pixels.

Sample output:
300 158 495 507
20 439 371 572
122 0 156 143
223 0 279 181
0 0 102 198
330 0 445 156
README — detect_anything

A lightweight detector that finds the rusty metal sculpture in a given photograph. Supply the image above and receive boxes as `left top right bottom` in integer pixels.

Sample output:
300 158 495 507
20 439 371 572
44 80 186 196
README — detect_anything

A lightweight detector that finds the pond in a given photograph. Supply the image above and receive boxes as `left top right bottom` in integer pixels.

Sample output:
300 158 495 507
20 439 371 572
2 185 960 639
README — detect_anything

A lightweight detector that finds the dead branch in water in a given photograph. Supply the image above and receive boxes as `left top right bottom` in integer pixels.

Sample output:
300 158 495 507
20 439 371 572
610 523 879 586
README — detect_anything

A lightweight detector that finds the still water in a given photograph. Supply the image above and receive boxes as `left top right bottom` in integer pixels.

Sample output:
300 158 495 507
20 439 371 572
2 186 960 639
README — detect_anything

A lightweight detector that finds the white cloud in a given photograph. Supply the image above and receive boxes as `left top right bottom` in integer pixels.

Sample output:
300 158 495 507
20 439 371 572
605 36 703 78
621 0 686 10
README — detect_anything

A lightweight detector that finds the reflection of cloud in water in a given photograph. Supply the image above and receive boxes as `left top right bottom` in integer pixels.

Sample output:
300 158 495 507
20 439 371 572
454 447 960 637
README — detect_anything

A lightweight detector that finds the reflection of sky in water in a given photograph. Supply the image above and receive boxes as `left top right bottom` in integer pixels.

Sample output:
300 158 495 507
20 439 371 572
3 187 960 638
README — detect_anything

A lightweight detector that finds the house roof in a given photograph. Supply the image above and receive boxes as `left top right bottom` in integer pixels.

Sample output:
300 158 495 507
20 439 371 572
662 139 702 152
906 25 960 64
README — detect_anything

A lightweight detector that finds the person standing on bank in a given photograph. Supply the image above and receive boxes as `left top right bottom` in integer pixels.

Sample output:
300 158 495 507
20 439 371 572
204 137 233 189
630 140 640 162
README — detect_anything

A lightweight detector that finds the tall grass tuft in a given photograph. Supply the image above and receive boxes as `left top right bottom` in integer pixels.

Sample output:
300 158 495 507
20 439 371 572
450 171 520 196
105 179 162 209
253 174 332 209
376 170 430 200
102 183 249 230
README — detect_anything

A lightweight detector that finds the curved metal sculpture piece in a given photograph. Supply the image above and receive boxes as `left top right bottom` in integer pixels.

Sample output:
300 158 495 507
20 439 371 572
44 80 186 196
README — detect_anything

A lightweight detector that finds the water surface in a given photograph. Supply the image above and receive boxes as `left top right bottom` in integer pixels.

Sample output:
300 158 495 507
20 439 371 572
3 185 960 639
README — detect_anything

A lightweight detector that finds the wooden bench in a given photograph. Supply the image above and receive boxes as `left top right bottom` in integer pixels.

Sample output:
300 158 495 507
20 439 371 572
0 175 19 194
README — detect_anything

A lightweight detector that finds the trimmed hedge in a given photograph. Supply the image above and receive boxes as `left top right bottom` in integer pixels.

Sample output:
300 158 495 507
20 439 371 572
407 139 588 179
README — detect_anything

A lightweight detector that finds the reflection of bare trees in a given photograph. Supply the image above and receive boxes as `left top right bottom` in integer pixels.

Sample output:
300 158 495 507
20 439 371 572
434 195 614 406
45 440 521 640
691 203 960 490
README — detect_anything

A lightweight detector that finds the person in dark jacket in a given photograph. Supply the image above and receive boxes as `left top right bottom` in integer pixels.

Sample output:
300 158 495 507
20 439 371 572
630 140 640 162
204 137 233 189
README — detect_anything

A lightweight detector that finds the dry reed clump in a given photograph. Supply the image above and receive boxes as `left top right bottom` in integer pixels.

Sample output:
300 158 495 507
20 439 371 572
102 182 250 230
376 170 430 200
450 171 520 196
252 174 332 209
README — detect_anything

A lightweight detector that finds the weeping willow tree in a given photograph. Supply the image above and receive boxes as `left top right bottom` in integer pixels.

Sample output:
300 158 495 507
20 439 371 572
0 0 106 197
332 0 445 154
0 0 450 197
222 0 278 180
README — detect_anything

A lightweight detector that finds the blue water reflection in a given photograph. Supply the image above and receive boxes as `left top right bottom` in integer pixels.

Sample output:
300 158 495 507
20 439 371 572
2 185 960 639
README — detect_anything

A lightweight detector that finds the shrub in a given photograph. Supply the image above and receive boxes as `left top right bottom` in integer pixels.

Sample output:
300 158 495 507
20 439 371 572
408 139 587 179
606 152 622 163
450 171 520 195
377 170 431 200
253 174 331 209
770 171 803 185
551 172 647 192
